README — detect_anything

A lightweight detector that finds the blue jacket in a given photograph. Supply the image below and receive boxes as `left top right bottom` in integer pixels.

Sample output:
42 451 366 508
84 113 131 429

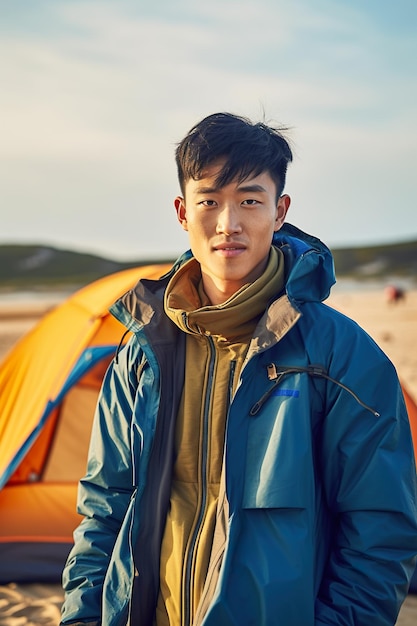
61 224 417 625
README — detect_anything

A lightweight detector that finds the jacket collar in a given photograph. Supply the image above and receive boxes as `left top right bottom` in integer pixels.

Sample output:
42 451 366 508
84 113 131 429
110 223 335 336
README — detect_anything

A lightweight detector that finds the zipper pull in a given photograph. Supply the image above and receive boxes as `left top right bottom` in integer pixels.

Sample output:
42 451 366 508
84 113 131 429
267 363 278 380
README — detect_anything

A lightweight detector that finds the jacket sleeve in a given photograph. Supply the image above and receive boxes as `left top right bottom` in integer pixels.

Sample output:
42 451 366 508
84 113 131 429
315 324 417 625
60 338 140 625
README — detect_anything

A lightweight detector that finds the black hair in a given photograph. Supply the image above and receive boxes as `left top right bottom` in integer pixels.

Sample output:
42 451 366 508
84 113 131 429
175 112 293 199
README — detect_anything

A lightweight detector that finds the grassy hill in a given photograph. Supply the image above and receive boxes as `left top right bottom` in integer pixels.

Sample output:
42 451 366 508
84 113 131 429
0 239 416 290
0 244 173 289
331 239 417 280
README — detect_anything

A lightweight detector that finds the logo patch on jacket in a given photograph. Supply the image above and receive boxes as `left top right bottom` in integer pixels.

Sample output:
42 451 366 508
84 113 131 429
272 389 299 397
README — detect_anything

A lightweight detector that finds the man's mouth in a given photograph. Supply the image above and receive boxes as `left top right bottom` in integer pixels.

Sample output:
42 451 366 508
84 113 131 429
214 242 245 251
213 243 246 257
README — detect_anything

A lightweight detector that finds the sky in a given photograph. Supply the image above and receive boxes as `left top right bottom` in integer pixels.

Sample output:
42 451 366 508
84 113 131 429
1 0 416 261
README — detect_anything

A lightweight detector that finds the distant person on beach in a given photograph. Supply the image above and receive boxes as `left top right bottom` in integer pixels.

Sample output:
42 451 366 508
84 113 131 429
385 283 406 305
60 113 417 625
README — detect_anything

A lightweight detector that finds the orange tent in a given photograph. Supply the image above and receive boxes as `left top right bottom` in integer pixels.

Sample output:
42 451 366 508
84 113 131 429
400 386 417 593
403 385 417 462
0 263 170 583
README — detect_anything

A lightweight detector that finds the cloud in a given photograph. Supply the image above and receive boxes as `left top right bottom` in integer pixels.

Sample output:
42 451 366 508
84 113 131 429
0 0 416 259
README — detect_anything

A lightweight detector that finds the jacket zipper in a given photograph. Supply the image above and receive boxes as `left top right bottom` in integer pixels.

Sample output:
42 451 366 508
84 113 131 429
192 359 237 626
182 334 216 626
227 360 236 407
250 363 380 417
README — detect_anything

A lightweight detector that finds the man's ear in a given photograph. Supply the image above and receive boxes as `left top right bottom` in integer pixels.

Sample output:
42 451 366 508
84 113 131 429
174 196 188 231
274 194 291 231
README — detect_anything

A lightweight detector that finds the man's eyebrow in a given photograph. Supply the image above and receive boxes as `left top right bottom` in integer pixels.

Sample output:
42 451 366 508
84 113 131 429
194 183 268 195
194 185 218 195
237 183 267 193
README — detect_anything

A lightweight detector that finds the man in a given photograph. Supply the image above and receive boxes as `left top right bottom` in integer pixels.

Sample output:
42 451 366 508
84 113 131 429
61 113 417 625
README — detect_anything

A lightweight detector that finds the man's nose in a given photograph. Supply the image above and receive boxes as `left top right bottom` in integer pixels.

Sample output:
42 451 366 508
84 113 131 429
216 205 242 235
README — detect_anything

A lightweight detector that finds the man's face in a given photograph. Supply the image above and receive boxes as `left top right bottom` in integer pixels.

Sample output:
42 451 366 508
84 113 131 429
175 162 290 304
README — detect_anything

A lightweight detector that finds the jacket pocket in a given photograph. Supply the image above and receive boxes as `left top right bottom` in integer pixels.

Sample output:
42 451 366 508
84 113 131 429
241 394 314 510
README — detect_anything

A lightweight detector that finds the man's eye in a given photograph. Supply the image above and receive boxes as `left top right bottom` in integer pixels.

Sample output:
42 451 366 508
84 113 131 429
200 200 216 207
242 199 258 205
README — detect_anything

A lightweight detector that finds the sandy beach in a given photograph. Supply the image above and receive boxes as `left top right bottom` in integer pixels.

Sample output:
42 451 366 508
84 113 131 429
0 287 416 624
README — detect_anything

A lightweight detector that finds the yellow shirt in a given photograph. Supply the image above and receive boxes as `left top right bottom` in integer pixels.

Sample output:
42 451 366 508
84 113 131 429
155 247 284 626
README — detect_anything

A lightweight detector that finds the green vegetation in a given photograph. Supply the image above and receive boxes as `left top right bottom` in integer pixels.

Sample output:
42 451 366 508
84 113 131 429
0 240 416 290
331 239 417 279
0 244 173 289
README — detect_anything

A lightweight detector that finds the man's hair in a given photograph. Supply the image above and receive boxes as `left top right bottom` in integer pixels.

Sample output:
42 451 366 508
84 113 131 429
175 112 293 198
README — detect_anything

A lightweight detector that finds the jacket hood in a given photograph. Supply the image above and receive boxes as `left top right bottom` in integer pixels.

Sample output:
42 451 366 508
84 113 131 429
273 222 336 305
